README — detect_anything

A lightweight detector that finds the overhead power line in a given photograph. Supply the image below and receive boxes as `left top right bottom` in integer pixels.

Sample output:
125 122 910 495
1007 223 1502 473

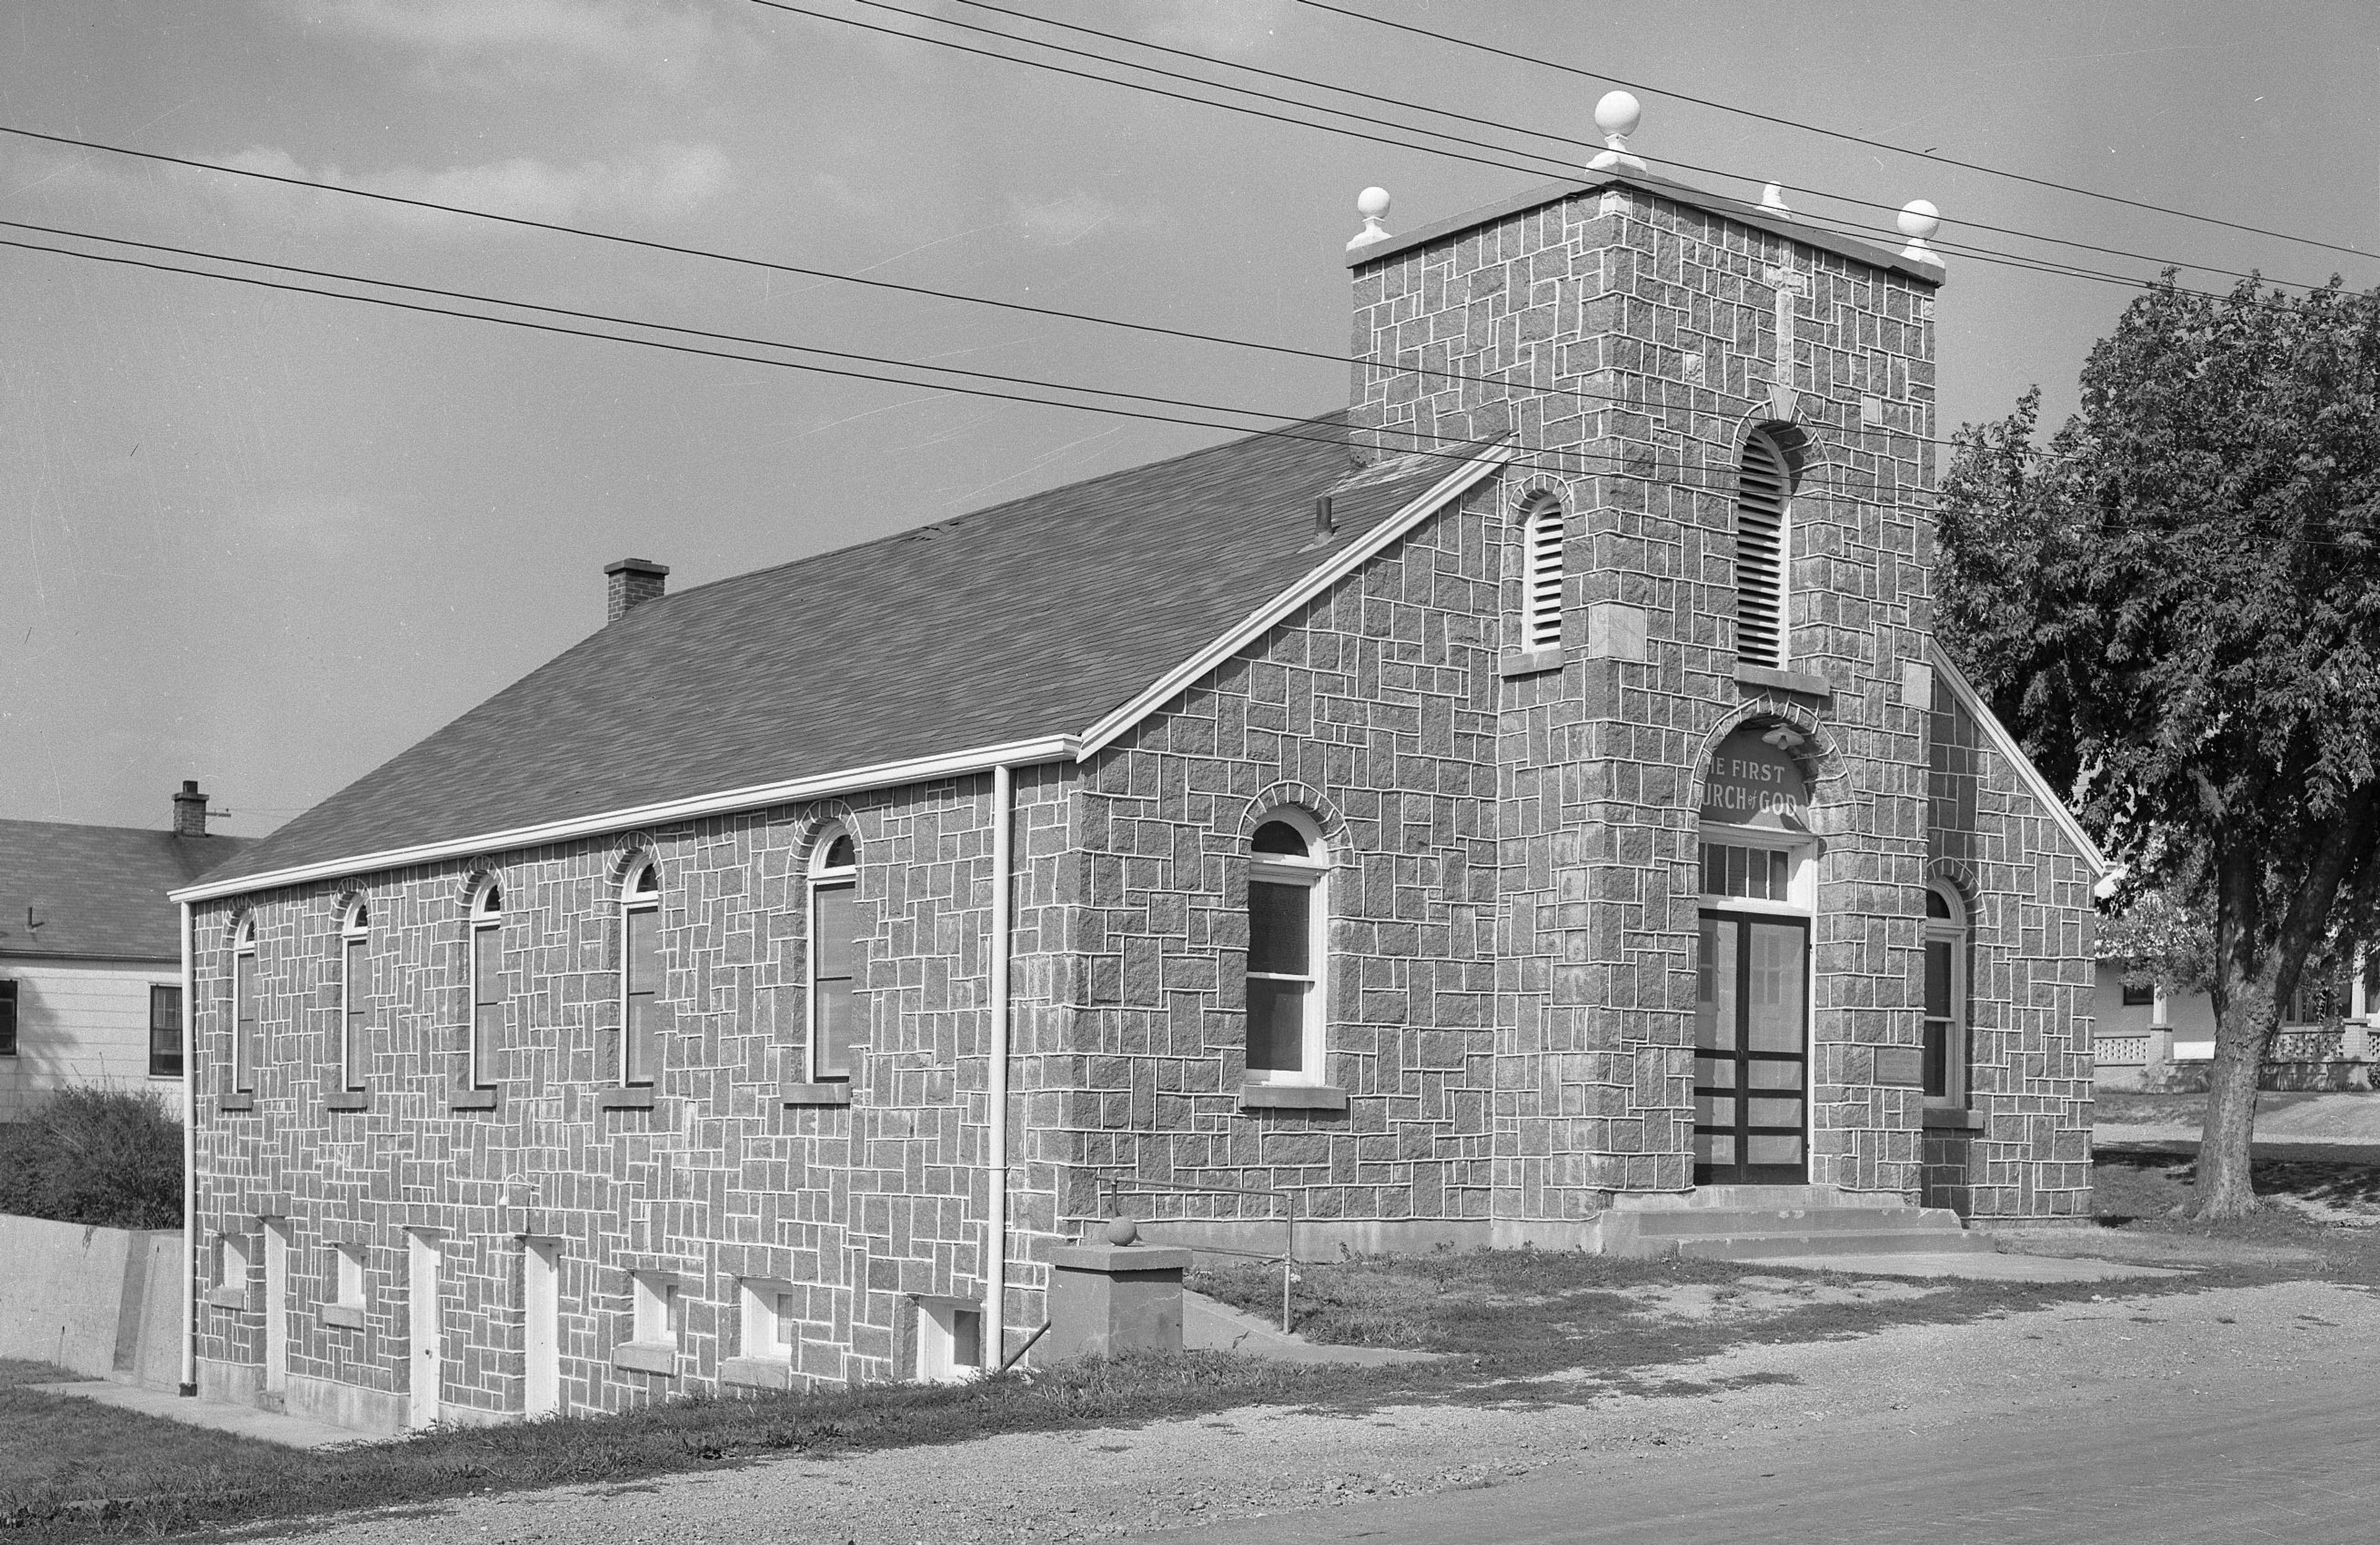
1289 0 2374 267
937 0 2322 290
0 122 1983 448
0 222 1949 505
744 0 2322 298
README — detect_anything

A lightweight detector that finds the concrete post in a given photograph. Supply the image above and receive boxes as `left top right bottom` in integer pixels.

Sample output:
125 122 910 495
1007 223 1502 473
1046 1228 1189 1361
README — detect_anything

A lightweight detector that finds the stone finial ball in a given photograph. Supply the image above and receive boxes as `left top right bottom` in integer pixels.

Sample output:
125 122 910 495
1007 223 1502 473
1356 186 1391 220
1898 198 1942 240
1594 90 1642 139
1104 1216 1140 1246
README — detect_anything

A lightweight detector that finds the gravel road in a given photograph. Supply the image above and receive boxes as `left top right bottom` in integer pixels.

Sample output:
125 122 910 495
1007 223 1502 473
221 1275 2380 1544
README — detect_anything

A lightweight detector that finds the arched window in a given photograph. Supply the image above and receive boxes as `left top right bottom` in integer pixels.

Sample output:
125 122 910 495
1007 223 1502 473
468 880 503 1091
338 900 369 1092
1734 430 1794 669
808 827 858 1082
1245 813 1328 1086
232 916 259 1094
620 859 661 1087
1521 495 1564 653
1923 885 1968 1107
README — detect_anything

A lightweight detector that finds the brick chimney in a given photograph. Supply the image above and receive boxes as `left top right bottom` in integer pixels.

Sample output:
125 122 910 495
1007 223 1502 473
604 557 670 624
172 779 209 838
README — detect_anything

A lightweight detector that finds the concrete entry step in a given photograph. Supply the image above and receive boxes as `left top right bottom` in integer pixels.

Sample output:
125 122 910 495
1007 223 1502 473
1604 1187 1993 1260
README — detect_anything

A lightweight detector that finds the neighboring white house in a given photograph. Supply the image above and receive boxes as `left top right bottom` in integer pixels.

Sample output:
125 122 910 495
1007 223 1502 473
2091 960 2372 1091
0 783 249 1123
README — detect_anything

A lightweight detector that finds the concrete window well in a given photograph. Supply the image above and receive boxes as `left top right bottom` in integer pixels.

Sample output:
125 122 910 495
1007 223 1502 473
170 96 2106 1435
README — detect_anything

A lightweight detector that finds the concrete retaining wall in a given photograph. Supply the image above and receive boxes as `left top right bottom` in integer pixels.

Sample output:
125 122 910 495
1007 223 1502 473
0 1212 183 1388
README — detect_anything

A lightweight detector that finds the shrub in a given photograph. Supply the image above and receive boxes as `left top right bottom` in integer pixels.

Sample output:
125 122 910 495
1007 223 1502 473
0 1086 182 1229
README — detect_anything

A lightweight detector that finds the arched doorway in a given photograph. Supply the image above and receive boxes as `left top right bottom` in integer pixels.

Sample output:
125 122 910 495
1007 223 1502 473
1694 724 1817 1185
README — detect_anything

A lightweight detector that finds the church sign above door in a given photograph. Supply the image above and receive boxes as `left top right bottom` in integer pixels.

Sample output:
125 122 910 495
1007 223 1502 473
1699 727 1809 832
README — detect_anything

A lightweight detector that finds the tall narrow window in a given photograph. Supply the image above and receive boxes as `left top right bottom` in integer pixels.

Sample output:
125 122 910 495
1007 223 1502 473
0 979 17 1057
1521 496 1564 653
1923 885 1968 1107
1245 813 1328 1085
233 917 258 1092
622 861 660 1087
469 882 503 1090
809 830 858 1082
1734 430 1793 668
339 901 369 1091
149 985 183 1078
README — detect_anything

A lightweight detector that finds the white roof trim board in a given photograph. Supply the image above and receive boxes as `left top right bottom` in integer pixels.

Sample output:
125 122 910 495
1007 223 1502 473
1926 638 2110 877
169 734 1083 903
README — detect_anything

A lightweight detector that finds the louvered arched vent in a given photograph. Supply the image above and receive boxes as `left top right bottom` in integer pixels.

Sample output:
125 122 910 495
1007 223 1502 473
1523 497 1564 652
1734 432 1792 668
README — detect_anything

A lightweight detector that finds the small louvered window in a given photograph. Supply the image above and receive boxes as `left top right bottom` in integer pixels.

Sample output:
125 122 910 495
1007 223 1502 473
1734 432 1792 668
1522 498 1564 652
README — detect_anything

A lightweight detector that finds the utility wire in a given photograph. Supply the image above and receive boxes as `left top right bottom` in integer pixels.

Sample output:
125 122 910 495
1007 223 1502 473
1289 0 2374 267
937 0 2323 290
0 224 1946 504
0 121 1982 449
744 0 2311 298
0 123 1777 435
17 227 2363 554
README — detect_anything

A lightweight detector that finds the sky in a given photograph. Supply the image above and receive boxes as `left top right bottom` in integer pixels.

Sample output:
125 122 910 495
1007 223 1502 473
1 0 2374 839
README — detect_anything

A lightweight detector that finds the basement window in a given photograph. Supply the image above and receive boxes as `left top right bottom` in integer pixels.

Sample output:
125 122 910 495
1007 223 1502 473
740 1278 800 1362
915 1299 983 1384
632 1272 679 1347
335 1244 366 1310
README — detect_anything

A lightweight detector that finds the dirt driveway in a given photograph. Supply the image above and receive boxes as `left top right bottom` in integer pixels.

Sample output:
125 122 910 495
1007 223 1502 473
231 1270 2379 1545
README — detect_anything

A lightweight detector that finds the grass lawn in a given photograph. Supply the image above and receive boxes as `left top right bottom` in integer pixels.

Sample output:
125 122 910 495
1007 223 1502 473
2093 1088 2360 1128
11 1154 2378 1541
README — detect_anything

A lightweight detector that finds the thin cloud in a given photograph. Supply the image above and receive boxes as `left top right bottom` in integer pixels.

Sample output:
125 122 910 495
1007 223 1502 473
3 138 731 234
287 0 717 87
1008 190 1162 246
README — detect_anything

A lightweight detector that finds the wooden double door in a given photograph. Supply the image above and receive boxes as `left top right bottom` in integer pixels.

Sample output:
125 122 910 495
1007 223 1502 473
1694 911 1809 1184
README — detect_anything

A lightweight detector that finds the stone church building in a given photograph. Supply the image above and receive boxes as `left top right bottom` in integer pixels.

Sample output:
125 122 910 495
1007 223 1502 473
175 129 2104 1433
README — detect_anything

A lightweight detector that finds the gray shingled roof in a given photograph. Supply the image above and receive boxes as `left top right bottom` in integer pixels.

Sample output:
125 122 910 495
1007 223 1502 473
0 820 252 961
201 412 1466 888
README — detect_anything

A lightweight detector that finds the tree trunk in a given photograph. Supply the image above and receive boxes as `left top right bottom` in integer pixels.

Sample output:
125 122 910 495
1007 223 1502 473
2196 982 2271 1219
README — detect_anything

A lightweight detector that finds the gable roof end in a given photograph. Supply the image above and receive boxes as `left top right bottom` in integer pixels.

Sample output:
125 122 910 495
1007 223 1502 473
1927 639 2109 877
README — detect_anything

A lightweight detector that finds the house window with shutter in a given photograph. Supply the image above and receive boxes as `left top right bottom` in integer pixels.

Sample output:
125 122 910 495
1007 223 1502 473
149 985 182 1078
1734 430 1794 668
621 860 661 1087
1521 495 1564 653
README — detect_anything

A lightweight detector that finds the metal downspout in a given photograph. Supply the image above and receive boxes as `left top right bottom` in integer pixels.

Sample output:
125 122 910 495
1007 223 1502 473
985 764 1014 1373
179 900 197 1396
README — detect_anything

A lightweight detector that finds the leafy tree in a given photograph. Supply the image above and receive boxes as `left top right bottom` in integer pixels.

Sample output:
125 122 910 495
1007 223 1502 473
1939 274 2380 1218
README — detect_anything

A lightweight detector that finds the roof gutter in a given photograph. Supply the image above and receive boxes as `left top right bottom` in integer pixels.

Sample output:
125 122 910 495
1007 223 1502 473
179 899 198 1397
984 763 1015 1374
168 734 1082 905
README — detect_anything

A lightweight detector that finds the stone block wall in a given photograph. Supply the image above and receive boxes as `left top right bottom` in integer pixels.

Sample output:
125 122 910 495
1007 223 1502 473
1924 679 2096 1218
191 770 1070 1426
1060 480 1504 1242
